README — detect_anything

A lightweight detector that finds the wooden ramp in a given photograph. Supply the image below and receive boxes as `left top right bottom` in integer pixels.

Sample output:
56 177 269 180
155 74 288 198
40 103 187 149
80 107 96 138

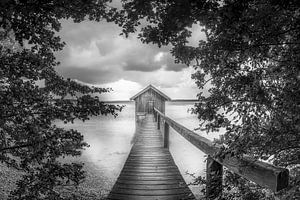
108 114 195 200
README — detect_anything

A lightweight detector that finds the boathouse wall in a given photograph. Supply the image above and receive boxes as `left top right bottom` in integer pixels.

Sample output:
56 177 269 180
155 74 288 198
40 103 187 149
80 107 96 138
134 88 165 114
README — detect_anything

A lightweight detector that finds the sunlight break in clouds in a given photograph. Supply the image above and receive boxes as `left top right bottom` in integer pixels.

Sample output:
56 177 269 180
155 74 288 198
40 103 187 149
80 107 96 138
154 52 166 62
97 79 142 101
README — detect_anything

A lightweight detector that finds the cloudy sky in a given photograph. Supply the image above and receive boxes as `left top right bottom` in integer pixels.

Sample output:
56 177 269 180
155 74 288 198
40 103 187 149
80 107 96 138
55 19 206 100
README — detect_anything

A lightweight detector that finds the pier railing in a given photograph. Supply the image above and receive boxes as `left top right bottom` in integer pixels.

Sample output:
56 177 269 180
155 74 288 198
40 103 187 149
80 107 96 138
153 108 289 199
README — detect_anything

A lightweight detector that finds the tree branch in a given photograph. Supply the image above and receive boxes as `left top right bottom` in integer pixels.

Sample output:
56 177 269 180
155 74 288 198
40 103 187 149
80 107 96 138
0 143 35 152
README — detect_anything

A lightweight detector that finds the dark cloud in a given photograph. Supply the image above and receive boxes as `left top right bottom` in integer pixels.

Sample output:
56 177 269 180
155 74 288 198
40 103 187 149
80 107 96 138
165 62 187 72
95 40 117 56
163 53 188 72
56 66 120 84
52 18 207 100
54 19 195 88
123 50 187 72
123 61 161 72
59 20 121 46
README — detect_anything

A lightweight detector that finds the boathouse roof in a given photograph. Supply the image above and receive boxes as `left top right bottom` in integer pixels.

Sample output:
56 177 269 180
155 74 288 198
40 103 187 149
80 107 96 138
130 84 171 101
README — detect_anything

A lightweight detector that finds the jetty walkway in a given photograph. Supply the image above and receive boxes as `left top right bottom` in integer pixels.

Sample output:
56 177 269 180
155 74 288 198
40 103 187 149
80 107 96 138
108 114 195 200
108 85 288 199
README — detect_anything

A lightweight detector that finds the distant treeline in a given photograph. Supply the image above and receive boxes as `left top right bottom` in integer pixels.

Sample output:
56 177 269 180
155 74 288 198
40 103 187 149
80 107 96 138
50 99 198 103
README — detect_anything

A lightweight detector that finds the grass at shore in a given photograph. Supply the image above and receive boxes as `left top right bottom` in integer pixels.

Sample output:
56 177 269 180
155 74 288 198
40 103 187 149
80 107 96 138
0 163 20 199
0 160 112 200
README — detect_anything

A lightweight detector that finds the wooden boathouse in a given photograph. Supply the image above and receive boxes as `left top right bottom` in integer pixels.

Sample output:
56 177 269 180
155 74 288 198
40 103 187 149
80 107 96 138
130 84 171 117
108 85 289 200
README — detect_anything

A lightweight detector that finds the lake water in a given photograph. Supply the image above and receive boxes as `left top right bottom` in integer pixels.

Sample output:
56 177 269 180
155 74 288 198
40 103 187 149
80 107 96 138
56 101 221 198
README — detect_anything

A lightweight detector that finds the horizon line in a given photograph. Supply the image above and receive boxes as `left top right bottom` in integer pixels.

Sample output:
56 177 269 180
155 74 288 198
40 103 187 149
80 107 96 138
102 99 198 102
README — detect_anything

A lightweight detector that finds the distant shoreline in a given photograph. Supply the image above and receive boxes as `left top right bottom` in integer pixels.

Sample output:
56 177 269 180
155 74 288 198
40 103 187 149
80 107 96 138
51 99 198 103
171 99 198 102
103 99 198 103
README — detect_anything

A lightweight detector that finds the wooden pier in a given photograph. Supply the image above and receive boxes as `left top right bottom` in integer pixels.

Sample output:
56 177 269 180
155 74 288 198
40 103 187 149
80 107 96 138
108 114 195 200
108 85 289 200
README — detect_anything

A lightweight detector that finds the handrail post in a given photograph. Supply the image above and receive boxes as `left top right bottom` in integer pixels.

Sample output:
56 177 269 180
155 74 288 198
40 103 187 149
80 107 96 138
154 111 157 122
164 122 169 148
157 115 160 130
206 155 223 199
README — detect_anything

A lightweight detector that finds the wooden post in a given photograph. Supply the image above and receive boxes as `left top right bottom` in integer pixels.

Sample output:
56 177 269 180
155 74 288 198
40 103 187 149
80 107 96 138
206 155 223 199
164 122 169 148
157 115 160 130
154 111 157 122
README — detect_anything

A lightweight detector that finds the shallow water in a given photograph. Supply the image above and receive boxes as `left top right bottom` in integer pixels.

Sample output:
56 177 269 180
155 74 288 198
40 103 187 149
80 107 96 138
56 103 135 195
165 101 221 196
56 101 221 197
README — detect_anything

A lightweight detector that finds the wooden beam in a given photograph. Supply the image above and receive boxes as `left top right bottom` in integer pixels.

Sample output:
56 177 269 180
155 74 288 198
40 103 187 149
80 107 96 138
164 122 169 148
157 115 160 130
154 108 289 192
155 108 165 117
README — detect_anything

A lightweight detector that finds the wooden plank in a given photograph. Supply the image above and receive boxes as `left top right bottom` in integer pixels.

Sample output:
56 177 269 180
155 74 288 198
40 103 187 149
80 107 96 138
126 158 174 162
116 179 187 185
128 155 172 157
110 188 192 196
126 159 174 163
154 108 289 192
117 176 184 181
130 149 168 152
121 168 178 173
108 114 195 200
124 162 175 165
121 169 180 173
113 184 189 190
122 166 178 170
126 158 173 161
125 162 174 165
108 193 195 200
126 158 172 163
119 172 183 176
123 165 178 169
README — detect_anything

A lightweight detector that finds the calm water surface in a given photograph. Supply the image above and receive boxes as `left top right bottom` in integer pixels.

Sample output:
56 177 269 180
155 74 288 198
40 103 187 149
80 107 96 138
57 101 221 197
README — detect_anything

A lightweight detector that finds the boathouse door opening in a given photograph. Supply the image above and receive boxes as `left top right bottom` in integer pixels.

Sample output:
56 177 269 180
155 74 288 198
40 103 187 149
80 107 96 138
147 100 154 113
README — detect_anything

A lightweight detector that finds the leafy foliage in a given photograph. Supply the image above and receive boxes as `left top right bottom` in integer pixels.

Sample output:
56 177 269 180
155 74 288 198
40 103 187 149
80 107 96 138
187 169 276 200
0 0 122 199
117 0 300 198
